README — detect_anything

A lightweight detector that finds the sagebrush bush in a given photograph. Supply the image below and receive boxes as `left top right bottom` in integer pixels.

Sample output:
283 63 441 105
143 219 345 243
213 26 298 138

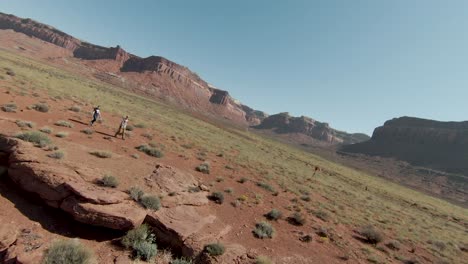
300 195 311 202
314 210 329 221
133 241 157 261
16 131 51 146
289 212 306 226
47 151 64 160
55 131 68 138
39 126 53 134
129 186 145 201
359 225 383 244
136 145 164 158
238 177 248 183
257 182 275 192
16 120 35 128
42 239 95 264
253 222 275 239
265 209 282 221
204 243 225 256
141 133 153 140
140 195 161 210
32 103 49 112
100 175 119 188
81 128 94 135
224 188 233 194
134 123 146 128
209 192 224 204
195 162 210 174
69 105 81 112
55 120 73 128
255 255 272 264
89 150 112 158
1 103 17 112
386 240 401 251
122 224 157 261
122 224 152 249
125 124 134 131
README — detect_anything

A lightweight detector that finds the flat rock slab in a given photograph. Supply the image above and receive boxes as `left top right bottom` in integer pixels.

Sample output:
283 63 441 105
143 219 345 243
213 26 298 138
144 164 199 194
0 224 17 251
64 179 128 204
162 192 209 208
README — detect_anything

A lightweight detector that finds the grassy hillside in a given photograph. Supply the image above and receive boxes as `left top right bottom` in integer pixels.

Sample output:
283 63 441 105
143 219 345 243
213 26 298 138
1 49 466 263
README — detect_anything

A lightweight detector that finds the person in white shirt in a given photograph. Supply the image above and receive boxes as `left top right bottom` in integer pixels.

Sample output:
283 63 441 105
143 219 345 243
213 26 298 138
114 116 129 140
90 106 101 126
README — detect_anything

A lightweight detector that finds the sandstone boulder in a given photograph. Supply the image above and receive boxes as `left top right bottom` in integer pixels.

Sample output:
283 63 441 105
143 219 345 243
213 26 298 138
144 164 199 194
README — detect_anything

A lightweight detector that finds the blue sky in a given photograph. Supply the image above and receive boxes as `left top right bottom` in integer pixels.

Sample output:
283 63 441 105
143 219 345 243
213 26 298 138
1 0 468 135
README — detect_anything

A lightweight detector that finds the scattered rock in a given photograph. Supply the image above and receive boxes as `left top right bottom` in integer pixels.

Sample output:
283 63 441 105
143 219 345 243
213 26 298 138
0 224 18 251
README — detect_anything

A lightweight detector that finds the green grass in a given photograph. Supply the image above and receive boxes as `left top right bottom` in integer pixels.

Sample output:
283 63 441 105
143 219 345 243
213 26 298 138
54 120 73 128
15 131 51 146
42 239 95 264
1 49 467 263
136 145 164 158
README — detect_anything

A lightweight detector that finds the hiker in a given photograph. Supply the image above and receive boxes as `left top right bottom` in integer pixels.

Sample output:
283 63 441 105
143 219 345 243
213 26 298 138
313 165 321 176
90 106 101 126
115 116 129 140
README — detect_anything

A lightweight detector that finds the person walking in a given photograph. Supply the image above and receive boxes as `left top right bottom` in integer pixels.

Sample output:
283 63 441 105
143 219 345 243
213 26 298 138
115 116 129 140
90 106 101 126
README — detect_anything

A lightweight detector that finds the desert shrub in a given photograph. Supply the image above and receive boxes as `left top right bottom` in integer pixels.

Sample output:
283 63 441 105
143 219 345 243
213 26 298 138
89 151 112 158
300 234 313 243
224 164 233 169
359 225 384 244
238 177 248 183
431 240 446 251
257 182 275 193
69 105 81 112
188 186 201 193
172 257 192 264
224 188 233 194
42 239 95 264
47 151 64 160
216 176 224 182
125 124 134 131
129 187 145 201
39 126 53 134
16 120 35 128
100 175 119 188
255 255 272 264
131 153 139 159
289 212 306 226
16 131 51 146
136 145 164 158
209 192 224 204
134 123 146 128
133 241 157 261
253 222 275 239
32 103 49 112
195 162 210 174
231 200 241 208
122 224 157 260
314 210 329 221
80 128 94 135
204 243 225 256
386 240 401 251
55 131 68 138
181 143 194 149
265 209 282 221
300 195 311 202
140 195 161 210
54 120 73 128
1 103 17 112
141 133 153 140
316 227 329 238
5 69 15 76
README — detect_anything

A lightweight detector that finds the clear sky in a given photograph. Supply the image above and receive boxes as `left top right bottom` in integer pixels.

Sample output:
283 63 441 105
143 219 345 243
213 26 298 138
1 0 468 135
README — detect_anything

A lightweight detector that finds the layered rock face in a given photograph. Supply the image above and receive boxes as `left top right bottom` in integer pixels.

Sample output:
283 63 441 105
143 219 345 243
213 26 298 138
254 112 369 145
341 116 468 175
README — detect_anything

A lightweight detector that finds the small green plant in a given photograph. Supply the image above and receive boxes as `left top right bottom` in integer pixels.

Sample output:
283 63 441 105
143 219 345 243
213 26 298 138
122 224 157 261
133 241 157 261
209 192 224 204
255 255 273 264
15 131 51 146
204 243 225 256
359 225 384 244
16 120 35 128
125 124 134 131
172 257 193 264
140 195 161 210
100 175 119 188
257 182 276 193
314 210 329 221
141 133 153 140
289 212 306 226
196 162 210 174
32 103 49 112
89 150 112 158
47 151 64 160
39 126 53 134
136 145 164 158
69 105 81 112
55 131 68 138
253 222 275 239
386 240 401 251
42 239 95 264
216 176 224 182
80 128 94 135
1 103 17 112
225 188 233 194
300 195 311 202
238 177 248 183
134 123 146 128
265 209 282 221
54 120 73 128
129 186 145 201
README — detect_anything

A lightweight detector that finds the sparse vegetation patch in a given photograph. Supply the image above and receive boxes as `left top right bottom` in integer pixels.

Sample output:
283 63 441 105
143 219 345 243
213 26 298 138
359 225 384 244
209 191 224 204
15 131 51 146
140 195 161 210
47 151 64 160
42 239 95 264
100 175 119 188
253 222 275 239
136 144 164 158
265 209 282 221
196 162 210 174
204 243 225 256
15 120 35 128
54 120 73 128
32 103 49 112
89 150 112 158
1 103 17 112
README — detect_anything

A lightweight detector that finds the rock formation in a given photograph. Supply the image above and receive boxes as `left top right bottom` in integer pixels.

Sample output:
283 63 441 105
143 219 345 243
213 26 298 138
254 112 369 145
341 116 468 175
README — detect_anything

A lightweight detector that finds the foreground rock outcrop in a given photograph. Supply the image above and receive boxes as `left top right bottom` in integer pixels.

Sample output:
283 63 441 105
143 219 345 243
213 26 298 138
341 116 468 176
0 136 146 231
254 112 370 145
